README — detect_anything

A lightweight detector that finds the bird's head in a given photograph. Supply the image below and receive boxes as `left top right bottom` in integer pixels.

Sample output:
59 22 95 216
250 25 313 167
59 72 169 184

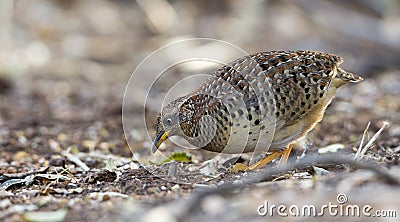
153 96 196 153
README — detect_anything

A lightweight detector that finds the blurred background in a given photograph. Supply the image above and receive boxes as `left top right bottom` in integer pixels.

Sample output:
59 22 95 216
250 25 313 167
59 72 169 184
0 0 399 156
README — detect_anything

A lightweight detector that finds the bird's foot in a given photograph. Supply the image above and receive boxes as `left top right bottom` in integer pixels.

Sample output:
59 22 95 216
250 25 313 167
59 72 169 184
278 144 294 165
231 144 294 172
231 151 282 172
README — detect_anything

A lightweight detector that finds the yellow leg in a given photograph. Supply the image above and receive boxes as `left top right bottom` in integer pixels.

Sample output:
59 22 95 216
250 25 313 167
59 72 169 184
231 143 294 172
249 151 282 170
279 144 293 165
232 152 282 172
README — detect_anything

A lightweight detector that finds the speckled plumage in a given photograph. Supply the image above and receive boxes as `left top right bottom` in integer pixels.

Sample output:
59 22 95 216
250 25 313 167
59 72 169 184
154 50 363 155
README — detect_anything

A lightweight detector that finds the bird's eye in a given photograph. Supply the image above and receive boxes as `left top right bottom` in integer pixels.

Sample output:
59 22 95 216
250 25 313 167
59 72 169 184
165 118 173 126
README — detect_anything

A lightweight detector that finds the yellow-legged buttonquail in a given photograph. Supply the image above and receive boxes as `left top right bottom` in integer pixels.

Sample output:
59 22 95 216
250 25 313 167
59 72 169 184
153 50 363 171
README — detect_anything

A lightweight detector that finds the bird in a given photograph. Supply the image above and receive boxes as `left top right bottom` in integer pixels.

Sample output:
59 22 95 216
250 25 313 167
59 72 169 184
153 50 363 171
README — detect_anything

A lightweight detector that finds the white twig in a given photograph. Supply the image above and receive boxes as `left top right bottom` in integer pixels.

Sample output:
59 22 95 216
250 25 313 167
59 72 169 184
61 149 90 172
355 121 389 160
355 122 370 159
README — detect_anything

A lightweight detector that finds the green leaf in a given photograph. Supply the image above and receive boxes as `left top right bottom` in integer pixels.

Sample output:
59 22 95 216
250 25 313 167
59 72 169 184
104 158 117 171
160 152 192 164
69 145 79 154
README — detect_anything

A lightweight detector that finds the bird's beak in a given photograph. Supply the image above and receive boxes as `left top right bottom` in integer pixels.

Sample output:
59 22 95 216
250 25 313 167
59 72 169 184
152 130 171 153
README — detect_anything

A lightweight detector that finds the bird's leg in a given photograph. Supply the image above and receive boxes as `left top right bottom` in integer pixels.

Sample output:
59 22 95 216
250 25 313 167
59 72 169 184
249 151 282 170
278 143 293 165
231 151 282 172
231 144 294 172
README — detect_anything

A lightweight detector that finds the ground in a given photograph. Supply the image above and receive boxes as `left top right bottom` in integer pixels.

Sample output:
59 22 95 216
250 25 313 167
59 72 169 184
1 1 400 222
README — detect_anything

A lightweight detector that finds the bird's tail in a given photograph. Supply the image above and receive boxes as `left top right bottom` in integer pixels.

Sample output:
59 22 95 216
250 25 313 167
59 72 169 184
337 68 364 82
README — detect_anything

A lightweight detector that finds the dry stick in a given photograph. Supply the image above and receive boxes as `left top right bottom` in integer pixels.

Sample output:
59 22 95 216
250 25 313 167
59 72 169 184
61 150 90 172
180 155 399 219
355 121 390 160
355 121 370 159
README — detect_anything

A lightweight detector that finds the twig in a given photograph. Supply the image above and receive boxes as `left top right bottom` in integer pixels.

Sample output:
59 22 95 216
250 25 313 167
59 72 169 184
61 150 90 172
355 121 389 160
355 121 370 159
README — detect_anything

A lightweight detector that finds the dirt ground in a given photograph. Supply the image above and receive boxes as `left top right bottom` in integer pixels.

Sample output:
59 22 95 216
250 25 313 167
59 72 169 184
1 1 400 222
